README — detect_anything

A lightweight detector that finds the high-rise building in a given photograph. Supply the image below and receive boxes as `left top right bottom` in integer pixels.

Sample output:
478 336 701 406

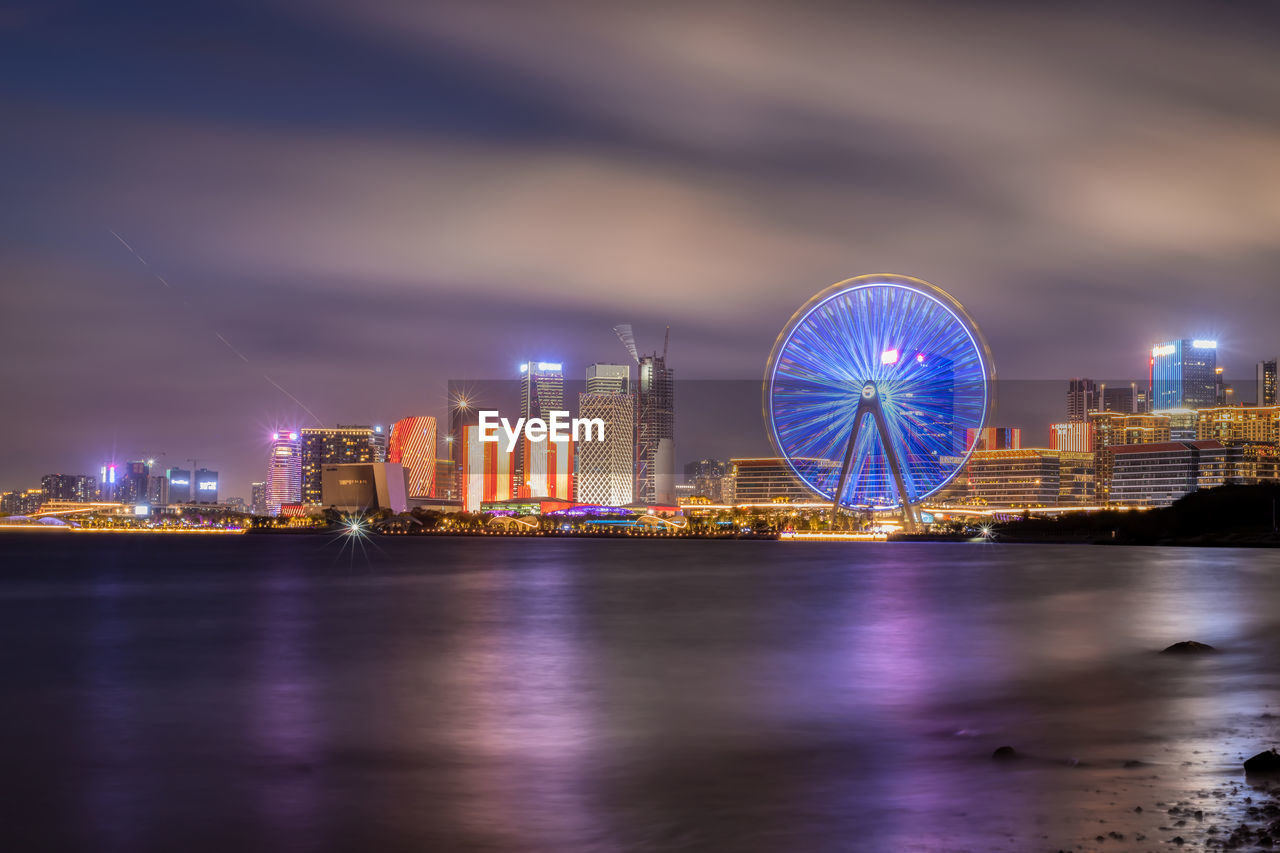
40 473 95 503
194 468 219 503
1049 422 1094 453
635 352 675 504
1258 359 1277 407
250 482 268 516
113 461 149 506
461 423 513 512
1150 339 1217 410
370 425 388 462
300 425 378 504
447 392 480 476
1066 378 1099 422
267 431 302 515
576 391 634 505
1089 412 1173 504
585 363 630 395
387 416 437 499
167 467 192 503
514 362 564 492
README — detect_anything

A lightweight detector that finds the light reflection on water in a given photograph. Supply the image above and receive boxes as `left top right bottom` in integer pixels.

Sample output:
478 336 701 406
0 536 1278 851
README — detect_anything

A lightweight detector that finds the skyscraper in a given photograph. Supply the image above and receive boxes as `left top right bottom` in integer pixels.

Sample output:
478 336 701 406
577 391 633 505
1258 359 1277 406
1066 378 1099 422
267 431 302 515
635 351 674 504
514 361 563 492
586 363 630 395
1150 339 1217 410
388 416 437 499
300 425 378 505
250 481 267 516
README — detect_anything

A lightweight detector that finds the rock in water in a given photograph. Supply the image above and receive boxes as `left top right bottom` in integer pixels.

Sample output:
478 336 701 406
1161 641 1217 654
992 746 1017 760
1245 749 1280 774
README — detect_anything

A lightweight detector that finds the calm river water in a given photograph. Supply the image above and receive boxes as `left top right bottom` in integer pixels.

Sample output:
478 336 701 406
1 533 1279 852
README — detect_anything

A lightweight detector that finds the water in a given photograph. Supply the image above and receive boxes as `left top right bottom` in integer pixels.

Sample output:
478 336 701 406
2 534 1279 851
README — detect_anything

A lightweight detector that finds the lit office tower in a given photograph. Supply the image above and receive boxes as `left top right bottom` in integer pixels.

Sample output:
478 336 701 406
388 416 437 499
167 467 192 503
250 482 267 516
1259 359 1278 406
514 361 564 491
577 391 634 505
370 426 388 462
1150 339 1217 410
300 425 378 504
586 363 630 394
519 434 574 500
267 431 302 515
461 424 513 512
1066 378 1099 422
636 351 675 505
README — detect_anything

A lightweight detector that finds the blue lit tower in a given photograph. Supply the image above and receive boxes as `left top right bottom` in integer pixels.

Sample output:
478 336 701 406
1149 339 1217 410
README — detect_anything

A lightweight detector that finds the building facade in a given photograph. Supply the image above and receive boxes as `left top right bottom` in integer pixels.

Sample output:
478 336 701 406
1049 422 1093 453
267 431 302 516
40 473 95 503
966 449 1094 507
729 457 830 504
250 481 268 516
1196 406 1280 446
1108 440 1239 508
635 352 675 504
966 427 1022 451
576 391 634 506
320 462 409 514
585 363 630 395
194 468 219 504
1258 360 1277 407
300 425 378 505
461 423 514 512
387 415 437 499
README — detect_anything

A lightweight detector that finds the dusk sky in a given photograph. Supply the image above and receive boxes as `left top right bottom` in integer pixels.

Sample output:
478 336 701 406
3 0 1280 496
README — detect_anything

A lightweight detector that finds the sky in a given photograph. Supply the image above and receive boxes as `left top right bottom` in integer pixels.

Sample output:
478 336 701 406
2 0 1280 496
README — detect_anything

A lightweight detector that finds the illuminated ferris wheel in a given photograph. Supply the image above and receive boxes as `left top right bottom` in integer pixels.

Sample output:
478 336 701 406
763 274 994 528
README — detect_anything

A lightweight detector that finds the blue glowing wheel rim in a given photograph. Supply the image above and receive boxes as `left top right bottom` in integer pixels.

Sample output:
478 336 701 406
764 274 994 509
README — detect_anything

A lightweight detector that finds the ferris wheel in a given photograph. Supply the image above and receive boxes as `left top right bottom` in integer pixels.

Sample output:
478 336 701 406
763 274 994 528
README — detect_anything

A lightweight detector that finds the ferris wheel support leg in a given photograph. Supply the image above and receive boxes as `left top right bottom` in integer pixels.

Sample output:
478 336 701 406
830 407 871 526
866 399 918 534
829 394 918 533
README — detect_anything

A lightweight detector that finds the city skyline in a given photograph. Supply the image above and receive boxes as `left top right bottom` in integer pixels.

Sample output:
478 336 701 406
4 0 1280 499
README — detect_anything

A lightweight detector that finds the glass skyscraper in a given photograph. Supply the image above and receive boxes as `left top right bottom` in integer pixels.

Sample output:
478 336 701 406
515 361 564 494
1150 339 1217 411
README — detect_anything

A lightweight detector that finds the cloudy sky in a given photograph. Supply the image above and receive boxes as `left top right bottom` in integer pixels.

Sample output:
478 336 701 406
2 0 1279 495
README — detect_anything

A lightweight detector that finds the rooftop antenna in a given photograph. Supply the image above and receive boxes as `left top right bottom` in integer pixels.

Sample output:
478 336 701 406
613 324 640 364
